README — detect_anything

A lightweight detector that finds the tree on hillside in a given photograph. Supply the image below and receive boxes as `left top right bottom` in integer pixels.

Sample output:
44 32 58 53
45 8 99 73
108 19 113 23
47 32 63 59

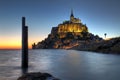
104 33 107 39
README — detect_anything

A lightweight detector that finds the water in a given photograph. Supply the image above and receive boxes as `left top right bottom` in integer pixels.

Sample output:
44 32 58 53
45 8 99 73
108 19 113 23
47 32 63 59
0 49 120 80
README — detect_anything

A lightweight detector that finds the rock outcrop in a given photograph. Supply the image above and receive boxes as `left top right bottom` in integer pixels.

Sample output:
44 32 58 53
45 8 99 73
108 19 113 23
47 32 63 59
72 37 120 54
95 37 120 53
17 72 60 80
32 31 103 49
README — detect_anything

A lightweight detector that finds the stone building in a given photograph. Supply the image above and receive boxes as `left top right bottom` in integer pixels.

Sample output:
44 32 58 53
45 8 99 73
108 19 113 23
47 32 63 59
51 10 88 38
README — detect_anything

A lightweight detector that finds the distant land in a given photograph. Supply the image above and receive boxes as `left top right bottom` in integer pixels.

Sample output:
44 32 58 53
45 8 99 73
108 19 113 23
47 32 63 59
32 10 120 54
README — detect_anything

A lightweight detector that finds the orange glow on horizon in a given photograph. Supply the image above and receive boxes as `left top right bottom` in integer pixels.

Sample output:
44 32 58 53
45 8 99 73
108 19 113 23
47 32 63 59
0 38 32 50
0 35 45 49
0 42 32 49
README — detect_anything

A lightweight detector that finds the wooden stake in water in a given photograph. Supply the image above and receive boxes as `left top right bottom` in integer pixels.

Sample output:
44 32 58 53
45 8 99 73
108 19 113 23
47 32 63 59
22 17 28 68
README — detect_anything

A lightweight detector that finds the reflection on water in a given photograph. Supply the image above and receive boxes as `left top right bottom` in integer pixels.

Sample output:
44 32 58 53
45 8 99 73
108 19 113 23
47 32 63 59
0 50 120 80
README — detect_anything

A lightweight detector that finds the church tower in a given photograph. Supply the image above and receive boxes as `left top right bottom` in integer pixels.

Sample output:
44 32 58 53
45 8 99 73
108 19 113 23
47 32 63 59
70 9 81 23
70 9 74 22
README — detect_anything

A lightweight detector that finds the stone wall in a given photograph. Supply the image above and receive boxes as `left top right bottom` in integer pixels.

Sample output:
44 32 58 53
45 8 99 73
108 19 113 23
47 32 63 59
58 23 88 33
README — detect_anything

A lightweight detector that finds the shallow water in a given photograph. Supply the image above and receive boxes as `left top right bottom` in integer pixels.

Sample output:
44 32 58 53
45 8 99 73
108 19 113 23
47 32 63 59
0 49 120 80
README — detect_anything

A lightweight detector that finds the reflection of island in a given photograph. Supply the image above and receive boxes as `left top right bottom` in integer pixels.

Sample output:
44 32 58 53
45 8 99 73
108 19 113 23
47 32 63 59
32 10 120 54
32 10 102 49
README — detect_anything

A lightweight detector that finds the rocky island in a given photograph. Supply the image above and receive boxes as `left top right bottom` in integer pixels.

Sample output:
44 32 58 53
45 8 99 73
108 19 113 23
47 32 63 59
32 10 120 54
32 10 102 49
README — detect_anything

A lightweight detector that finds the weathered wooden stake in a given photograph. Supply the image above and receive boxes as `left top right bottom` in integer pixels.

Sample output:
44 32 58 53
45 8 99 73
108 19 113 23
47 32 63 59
22 17 28 68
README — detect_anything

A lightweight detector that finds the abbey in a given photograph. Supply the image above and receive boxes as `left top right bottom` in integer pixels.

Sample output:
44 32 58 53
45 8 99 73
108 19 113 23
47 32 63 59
51 10 88 38
32 10 103 49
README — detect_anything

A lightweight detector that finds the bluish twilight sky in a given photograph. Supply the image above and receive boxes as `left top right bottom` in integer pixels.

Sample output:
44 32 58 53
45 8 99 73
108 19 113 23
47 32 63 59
0 0 120 49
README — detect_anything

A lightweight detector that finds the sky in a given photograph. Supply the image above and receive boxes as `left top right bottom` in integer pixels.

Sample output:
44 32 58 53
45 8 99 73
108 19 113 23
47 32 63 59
0 0 120 49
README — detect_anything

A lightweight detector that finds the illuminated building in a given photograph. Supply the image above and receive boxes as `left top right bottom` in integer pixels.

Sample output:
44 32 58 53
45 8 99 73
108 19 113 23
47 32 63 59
51 10 88 38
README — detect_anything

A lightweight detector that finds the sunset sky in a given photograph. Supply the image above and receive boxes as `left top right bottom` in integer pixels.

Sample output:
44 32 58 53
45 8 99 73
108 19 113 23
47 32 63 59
0 0 120 49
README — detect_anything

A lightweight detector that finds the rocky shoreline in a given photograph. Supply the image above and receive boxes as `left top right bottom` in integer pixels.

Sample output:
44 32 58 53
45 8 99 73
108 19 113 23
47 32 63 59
71 37 120 54
33 35 120 54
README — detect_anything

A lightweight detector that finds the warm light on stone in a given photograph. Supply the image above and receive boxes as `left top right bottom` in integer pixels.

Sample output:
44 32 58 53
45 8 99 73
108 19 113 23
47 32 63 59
52 10 89 38
58 23 88 33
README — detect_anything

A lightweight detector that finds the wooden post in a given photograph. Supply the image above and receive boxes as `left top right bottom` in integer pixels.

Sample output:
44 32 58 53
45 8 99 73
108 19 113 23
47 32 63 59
22 17 28 68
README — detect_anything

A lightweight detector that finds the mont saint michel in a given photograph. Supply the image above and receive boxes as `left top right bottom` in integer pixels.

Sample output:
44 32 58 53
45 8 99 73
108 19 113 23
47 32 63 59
32 10 103 49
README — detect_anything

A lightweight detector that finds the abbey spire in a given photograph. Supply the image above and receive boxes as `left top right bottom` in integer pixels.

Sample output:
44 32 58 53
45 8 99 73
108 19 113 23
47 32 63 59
70 9 75 22
70 9 74 17
70 9 81 23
